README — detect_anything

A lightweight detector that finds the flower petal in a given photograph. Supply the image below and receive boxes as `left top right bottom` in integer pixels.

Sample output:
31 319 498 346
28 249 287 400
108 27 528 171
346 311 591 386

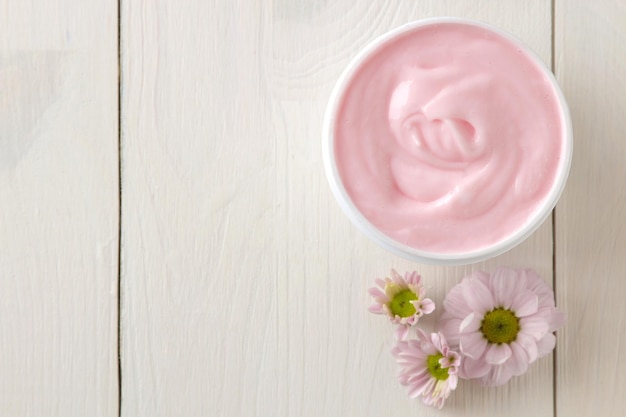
430 332 445 353
407 377 430 398
391 269 405 285
412 377 435 399
440 351 461 370
438 315 462 346
548 309 566 332
459 312 482 333
490 267 519 308
523 270 558 310
509 341 530 376
520 316 550 340
461 277 495 314
417 298 436 315
481 364 514 387
368 304 383 313
485 343 512 365
522 269 550 296
396 325 410 341
414 328 430 343
368 286 387 299
421 341 438 356
471 270 492 285
537 332 556 358
461 356 491 379
415 330 438 355
447 374 458 391
443 283 474 319
404 271 421 285
460 332 488 359
396 341 427 360
515 332 538 363
406 367 429 379
511 291 539 317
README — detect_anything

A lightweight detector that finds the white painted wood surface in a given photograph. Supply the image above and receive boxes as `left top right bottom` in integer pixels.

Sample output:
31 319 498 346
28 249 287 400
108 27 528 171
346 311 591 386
0 0 119 416
121 1 556 416
3 0 626 416
554 1 626 416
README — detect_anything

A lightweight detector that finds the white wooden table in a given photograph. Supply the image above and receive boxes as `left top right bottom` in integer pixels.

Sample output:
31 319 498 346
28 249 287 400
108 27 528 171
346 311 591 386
1 1 624 416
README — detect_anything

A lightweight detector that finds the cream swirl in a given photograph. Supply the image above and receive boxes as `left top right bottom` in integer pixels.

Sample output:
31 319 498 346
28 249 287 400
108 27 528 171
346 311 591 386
334 23 563 252
388 66 519 219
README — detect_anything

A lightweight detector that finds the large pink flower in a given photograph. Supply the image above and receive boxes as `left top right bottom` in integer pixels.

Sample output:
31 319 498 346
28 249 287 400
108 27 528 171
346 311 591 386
439 267 565 386
392 329 461 409
369 270 435 339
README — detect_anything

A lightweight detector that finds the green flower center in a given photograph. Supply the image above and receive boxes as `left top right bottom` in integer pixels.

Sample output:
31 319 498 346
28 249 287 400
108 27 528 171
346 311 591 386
388 289 418 317
427 354 449 381
480 308 520 344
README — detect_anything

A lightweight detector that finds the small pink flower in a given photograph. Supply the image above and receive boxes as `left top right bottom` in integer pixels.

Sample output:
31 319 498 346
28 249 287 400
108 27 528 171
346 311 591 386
439 267 566 386
392 329 461 409
369 270 435 339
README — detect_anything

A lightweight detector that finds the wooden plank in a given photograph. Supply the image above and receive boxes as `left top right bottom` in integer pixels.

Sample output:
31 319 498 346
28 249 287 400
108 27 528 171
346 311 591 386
554 1 626 416
121 1 554 415
0 1 119 416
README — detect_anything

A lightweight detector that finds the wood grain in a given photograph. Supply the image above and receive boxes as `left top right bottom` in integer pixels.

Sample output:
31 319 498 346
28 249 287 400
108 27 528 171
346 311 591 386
0 0 119 415
121 1 556 416
554 1 626 416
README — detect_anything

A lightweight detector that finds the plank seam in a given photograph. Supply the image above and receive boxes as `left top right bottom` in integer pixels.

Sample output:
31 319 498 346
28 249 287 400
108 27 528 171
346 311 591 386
117 0 123 415
551 3 558 417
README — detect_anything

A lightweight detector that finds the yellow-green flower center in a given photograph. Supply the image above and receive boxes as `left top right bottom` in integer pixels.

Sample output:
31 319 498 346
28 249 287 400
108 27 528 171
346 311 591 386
427 354 449 381
480 308 520 344
388 289 418 317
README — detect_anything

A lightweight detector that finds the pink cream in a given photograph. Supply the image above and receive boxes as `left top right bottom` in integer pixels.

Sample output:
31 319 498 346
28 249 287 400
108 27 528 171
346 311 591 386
334 22 564 253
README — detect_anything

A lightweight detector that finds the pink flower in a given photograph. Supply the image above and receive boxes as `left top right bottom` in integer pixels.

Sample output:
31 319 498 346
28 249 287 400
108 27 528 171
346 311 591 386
439 267 566 386
392 329 461 409
369 270 435 339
